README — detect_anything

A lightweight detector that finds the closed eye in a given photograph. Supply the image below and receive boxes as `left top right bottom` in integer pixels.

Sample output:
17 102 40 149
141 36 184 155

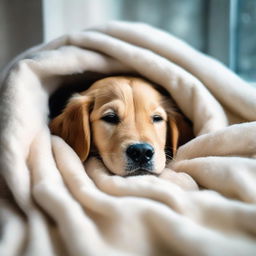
101 113 120 124
152 115 164 123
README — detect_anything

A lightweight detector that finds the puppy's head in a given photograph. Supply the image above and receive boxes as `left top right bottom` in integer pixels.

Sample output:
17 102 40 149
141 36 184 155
50 76 192 176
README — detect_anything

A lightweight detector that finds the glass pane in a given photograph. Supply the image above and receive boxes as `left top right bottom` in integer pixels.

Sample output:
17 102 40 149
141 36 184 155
43 0 207 52
237 0 256 81
118 0 206 51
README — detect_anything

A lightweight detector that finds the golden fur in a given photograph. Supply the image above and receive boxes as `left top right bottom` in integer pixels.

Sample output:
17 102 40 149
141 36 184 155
50 76 192 176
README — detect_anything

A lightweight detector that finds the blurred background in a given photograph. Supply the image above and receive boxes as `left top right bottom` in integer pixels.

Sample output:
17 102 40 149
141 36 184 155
0 0 255 82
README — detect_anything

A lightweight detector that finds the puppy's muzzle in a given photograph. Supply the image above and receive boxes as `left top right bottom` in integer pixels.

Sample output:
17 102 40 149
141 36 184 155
126 143 154 167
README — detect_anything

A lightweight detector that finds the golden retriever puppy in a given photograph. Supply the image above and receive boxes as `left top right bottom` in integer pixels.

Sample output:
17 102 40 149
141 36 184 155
50 76 192 176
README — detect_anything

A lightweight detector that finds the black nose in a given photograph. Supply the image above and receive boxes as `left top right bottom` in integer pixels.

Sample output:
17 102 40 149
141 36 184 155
126 143 154 164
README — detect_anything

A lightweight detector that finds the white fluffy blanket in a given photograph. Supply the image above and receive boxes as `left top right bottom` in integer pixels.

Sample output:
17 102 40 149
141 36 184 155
0 21 256 256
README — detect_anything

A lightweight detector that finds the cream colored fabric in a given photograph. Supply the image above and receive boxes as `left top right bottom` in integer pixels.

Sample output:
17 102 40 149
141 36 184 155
0 21 256 256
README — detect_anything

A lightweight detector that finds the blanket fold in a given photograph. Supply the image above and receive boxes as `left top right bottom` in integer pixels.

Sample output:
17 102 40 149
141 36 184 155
0 21 256 256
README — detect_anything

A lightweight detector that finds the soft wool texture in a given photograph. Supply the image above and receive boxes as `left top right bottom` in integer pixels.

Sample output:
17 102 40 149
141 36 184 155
0 21 256 256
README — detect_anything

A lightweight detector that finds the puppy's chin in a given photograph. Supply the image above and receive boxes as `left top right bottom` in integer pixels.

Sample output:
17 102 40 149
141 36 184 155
100 154 165 177
125 169 159 177
104 163 159 177
109 169 161 177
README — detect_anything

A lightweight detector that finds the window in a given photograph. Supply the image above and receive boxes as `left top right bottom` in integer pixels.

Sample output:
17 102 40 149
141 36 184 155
42 0 256 84
1 0 255 84
43 0 207 51
236 0 256 81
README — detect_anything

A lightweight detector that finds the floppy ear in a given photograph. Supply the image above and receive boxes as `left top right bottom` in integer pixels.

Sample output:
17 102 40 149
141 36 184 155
167 112 194 156
50 94 92 161
167 116 179 156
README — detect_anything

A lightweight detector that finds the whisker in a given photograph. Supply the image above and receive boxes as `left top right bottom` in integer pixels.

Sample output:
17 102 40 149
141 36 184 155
165 149 174 162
